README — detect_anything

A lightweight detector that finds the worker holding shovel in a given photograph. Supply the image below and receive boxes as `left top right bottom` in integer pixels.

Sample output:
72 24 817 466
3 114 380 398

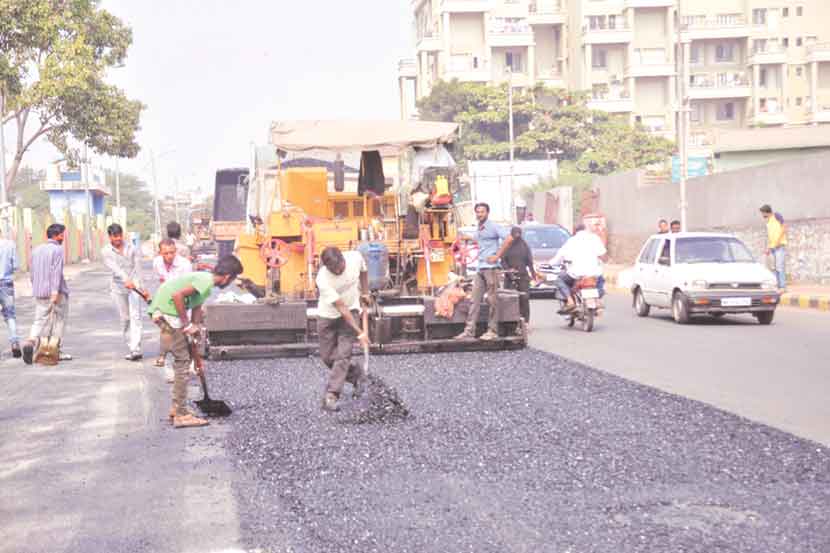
316 246 370 412
147 255 243 428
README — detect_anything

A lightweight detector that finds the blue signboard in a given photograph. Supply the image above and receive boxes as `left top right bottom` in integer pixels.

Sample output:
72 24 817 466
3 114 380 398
672 156 709 183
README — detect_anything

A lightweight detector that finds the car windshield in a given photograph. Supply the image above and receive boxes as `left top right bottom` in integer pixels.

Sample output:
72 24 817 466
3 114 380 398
675 237 755 264
522 227 570 250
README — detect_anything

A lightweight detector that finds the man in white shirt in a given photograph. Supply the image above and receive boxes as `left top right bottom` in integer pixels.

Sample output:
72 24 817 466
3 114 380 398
550 224 608 313
315 246 370 412
153 238 193 368
101 223 144 361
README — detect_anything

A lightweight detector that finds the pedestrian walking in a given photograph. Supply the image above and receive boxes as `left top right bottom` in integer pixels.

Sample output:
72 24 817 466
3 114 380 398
0 231 21 358
166 221 192 261
152 238 193 368
658 219 669 234
22 223 71 365
101 223 144 361
760 204 787 291
502 226 536 326
454 202 514 341
147 255 243 428
316 246 370 412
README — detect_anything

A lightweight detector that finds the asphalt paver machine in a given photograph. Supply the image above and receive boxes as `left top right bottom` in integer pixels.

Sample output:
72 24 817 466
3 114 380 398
205 120 526 359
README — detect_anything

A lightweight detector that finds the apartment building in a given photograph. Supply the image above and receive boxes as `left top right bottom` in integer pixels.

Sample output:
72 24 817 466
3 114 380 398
400 0 830 137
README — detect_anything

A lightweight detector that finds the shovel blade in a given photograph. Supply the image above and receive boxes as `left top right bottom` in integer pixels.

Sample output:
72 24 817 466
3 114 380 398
195 399 232 417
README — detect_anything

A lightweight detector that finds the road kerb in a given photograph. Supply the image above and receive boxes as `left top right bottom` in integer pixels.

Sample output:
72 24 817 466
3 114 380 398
780 294 830 312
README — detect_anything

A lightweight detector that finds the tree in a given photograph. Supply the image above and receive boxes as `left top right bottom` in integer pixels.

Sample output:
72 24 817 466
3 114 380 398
103 170 172 240
417 80 673 174
9 166 49 211
0 0 144 196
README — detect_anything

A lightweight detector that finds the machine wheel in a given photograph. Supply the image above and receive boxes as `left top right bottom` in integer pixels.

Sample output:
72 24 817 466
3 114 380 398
756 311 775 325
633 288 650 317
672 292 690 325
582 309 595 332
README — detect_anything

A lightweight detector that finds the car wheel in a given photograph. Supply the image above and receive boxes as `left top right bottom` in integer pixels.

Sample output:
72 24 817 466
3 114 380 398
633 288 650 317
756 311 775 325
672 292 690 324
711 313 725 319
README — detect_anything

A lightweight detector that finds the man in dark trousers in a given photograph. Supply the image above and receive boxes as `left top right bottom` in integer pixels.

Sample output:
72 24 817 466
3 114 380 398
315 246 370 412
502 226 536 326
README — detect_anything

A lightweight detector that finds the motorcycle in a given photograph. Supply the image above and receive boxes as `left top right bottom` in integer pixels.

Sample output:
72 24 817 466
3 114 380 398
555 264 602 332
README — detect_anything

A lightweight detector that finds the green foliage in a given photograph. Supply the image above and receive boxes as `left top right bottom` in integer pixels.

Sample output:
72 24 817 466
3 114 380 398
417 80 674 175
103 170 174 240
1 0 144 189
9 166 49 211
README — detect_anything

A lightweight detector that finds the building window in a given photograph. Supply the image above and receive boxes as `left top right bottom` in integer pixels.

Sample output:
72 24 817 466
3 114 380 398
796 97 803 107
759 68 767 86
505 52 523 72
797 6 803 16
689 44 701 64
690 103 703 123
796 37 803 47
587 16 606 30
592 49 607 68
608 14 618 29
752 9 767 25
715 44 735 62
796 66 803 77
782 37 789 48
717 102 735 120
760 98 767 112
783 7 789 17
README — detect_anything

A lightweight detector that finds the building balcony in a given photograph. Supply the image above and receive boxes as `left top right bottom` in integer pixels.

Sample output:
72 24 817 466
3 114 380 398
624 0 674 8
680 14 749 40
528 0 565 25
582 22 632 45
688 73 751 99
440 0 492 13
751 106 787 126
806 42 830 63
536 68 565 87
398 58 417 79
749 45 787 65
489 18 534 47
625 48 674 77
588 95 634 113
416 31 442 52
445 54 491 82
811 108 830 124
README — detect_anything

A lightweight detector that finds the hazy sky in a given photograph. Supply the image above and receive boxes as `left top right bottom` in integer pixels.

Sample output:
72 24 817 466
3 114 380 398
21 0 413 197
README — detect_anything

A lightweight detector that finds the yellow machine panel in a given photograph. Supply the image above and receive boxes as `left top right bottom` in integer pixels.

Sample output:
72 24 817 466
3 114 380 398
280 169 328 218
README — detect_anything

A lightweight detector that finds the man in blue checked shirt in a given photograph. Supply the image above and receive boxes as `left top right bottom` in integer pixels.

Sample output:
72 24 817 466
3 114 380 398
0 230 21 358
454 202 515 341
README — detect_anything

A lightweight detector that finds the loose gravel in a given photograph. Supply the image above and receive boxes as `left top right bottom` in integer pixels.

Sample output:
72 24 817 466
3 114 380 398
202 349 830 553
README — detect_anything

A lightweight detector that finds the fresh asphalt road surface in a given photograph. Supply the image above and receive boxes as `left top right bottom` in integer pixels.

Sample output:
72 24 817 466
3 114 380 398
530 293 830 446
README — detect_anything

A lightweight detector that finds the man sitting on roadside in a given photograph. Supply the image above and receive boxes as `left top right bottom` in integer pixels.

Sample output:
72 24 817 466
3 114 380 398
550 224 608 313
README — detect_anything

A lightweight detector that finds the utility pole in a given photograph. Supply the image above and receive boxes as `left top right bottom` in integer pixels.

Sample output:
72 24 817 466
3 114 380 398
507 66 516 224
150 150 161 240
676 0 690 231
0 89 9 236
115 157 121 208
83 143 93 260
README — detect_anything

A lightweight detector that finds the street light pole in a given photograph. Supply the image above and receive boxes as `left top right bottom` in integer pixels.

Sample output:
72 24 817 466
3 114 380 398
507 66 516 224
83 143 93 260
677 0 689 231
115 157 121 208
0 90 9 236
151 150 161 240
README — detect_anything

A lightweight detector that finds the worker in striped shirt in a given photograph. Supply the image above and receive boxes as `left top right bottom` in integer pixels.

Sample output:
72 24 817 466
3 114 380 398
22 223 72 364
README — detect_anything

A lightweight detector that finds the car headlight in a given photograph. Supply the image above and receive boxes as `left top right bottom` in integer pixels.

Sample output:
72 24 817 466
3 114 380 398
761 280 777 290
691 279 709 290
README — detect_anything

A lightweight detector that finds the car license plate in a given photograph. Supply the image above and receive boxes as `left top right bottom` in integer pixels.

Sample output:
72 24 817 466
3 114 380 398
721 297 751 307
581 288 599 299
546 274 557 281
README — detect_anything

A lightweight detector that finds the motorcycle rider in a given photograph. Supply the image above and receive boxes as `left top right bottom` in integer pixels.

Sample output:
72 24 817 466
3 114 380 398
550 224 608 314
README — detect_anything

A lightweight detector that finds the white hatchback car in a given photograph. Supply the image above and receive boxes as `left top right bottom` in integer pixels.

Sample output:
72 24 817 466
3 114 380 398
631 232 780 325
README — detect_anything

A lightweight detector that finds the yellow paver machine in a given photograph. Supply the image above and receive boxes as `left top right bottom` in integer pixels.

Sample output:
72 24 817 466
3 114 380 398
204 120 526 359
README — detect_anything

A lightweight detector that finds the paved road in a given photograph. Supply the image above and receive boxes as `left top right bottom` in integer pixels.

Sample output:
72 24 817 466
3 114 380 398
529 293 830 446
0 266 242 553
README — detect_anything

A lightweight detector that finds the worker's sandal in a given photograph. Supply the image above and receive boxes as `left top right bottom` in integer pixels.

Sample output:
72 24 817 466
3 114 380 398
321 392 340 412
453 329 475 340
480 330 499 341
173 413 209 428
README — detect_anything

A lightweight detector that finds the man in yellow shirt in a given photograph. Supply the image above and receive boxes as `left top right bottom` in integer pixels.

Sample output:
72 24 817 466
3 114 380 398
760 204 787 291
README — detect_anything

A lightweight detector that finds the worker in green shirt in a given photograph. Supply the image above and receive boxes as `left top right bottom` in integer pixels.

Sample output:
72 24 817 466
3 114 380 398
148 255 243 428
